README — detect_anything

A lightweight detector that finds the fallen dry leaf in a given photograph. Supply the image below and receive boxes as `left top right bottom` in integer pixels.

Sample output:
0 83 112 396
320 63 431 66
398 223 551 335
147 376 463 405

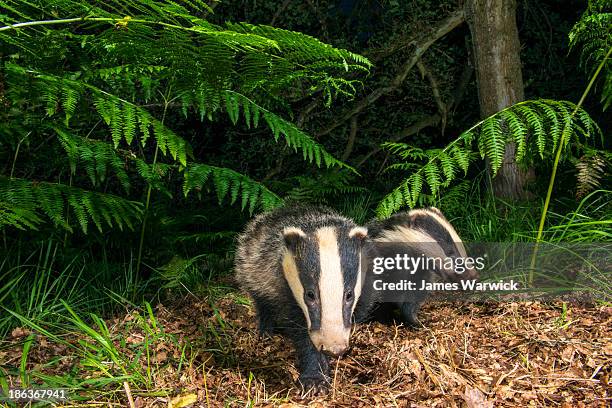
463 386 493 408
167 393 197 408
11 327 30 338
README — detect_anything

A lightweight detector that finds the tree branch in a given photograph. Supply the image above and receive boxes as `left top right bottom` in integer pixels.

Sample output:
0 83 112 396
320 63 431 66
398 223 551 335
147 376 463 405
355 114 441 167
341 116 358 161
316 9 465 137
270 0 292 26
354 58 473 168
417 59 446 133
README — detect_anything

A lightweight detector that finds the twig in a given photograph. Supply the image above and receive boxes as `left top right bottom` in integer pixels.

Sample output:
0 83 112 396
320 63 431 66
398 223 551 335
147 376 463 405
202 362 211 408
332 357 341 399
123 381 136 408
413 348 445 393
355 114 441 167
354 54 473 168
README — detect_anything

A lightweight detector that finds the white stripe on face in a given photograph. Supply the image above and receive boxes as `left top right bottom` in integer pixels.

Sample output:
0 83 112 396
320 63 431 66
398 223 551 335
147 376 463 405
282 250 311 328
311 226 350 351
352 252 363 314
348 226 366 313
376 225 436 244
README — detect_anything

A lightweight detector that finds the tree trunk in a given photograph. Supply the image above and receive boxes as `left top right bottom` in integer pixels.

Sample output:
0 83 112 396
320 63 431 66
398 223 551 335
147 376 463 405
466 0 534 200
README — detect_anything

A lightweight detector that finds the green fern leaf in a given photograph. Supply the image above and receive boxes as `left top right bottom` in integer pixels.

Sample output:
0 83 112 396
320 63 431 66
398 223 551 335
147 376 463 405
501 110 527 162
479 117 505 175
123 102 137 145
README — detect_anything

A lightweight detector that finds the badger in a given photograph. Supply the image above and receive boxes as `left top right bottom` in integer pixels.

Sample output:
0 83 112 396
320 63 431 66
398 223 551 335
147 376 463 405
365 207 476 326
234 206 371 395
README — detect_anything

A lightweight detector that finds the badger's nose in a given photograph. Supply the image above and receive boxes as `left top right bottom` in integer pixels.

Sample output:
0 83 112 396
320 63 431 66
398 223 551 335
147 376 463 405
321 344 347 357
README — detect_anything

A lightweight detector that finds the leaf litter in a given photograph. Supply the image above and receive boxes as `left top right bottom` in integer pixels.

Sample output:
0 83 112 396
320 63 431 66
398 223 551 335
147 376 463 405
2 297 610 407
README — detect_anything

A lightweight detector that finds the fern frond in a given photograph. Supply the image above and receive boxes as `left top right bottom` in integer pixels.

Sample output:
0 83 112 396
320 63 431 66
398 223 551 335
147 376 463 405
1 0 369 235
527 101 555 157
0 178 143 233
478 117 505 175
285 171 366 204
501 110 527 162
224 91 353 171
54 127 130 191
569 0 612 109
576 152 608 199
376 99 603 217
183 163 283 214
0 202 42 231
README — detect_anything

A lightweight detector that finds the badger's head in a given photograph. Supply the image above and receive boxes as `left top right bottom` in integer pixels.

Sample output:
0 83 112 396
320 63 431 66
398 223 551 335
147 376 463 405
281 224 368 357
409 207 478 280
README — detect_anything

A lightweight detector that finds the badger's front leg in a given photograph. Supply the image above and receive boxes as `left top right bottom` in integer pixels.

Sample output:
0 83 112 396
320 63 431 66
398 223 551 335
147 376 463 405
397 288 428 326
398 301 421 326
289 330 330 395
252 296 276 335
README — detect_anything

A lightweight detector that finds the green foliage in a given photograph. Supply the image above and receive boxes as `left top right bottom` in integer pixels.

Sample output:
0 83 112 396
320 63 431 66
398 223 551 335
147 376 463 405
284 170 366 204
0 178 143 233
0 0 369 235
223 91 353 170
55 127 131 191
377 100 603 218
183 163 284 213
546 189 612 242
569 0 612 109
0 202 42 231
0 242 87 338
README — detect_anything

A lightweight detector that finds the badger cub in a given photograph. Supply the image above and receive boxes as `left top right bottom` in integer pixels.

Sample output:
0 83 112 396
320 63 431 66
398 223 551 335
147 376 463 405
366 207 476 325
235 206 369 395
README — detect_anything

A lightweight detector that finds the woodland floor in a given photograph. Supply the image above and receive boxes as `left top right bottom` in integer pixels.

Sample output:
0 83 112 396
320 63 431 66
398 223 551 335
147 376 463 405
3 294 611 407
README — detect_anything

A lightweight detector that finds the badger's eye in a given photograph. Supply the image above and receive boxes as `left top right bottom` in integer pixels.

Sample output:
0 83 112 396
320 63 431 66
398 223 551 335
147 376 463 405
305 290 316 302
345 290 353 303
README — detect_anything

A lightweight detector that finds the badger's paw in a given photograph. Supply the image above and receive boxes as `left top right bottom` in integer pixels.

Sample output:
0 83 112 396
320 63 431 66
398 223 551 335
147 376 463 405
298 375 330 397
399 302 422 327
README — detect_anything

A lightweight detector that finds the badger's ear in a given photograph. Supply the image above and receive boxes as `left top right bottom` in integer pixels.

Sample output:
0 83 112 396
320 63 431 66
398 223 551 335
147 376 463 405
349 226 368 241
283 227 306 252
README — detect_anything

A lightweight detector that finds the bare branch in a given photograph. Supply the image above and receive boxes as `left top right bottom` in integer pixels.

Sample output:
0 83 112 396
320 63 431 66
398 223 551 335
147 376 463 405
341 116 358 161
354 57 473 168
270 0 292 26
355 114 441 167
417 59 446 133
316 9 465 137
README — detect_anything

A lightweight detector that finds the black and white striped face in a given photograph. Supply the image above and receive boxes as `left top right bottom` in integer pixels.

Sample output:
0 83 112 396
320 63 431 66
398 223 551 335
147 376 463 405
282 225 367 357
407 208 468 259
382 207 477 280
408 207 467 258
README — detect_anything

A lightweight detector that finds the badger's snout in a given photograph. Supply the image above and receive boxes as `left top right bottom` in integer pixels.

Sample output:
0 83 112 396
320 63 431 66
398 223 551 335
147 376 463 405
321 343 348 357
310 327 350 358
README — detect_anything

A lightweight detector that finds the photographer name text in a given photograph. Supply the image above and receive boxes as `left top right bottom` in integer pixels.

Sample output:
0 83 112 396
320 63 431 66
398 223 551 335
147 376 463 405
373 279 521 291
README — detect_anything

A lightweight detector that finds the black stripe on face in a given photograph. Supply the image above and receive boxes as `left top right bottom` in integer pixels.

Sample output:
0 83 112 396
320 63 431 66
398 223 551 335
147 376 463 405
337 227 362 328
291 237 322 331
